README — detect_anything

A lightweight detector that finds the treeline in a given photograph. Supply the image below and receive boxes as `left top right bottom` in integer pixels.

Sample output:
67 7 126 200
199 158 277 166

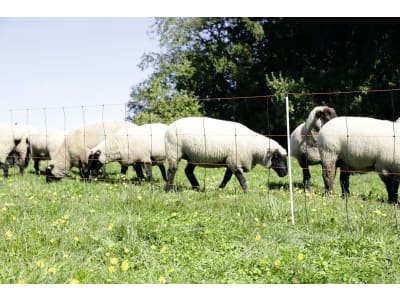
128 17 400 144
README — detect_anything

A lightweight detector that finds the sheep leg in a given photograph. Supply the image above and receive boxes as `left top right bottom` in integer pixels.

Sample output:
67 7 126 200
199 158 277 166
339 168 350 197
184 163 200 190
34 159 40 175
299 155 311 191
380 175 399 204
18 158 25 175
234 170 248 192
166 167 178 192
1 162 9 178
322 161 336 194
219 168 233 189
133 164 145 181
120 164 128 175
143 162 154 183
158 164 167 182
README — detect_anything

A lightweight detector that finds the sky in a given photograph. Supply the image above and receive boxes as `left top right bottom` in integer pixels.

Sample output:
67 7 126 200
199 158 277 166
0 17 158 130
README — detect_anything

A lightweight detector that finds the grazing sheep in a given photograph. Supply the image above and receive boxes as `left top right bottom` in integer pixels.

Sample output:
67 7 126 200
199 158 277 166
0 123 29 177
290 106 337 190
318 116 400 203
164 117 288 192
25 127 66 175
45 120 134 182
87 123 168 182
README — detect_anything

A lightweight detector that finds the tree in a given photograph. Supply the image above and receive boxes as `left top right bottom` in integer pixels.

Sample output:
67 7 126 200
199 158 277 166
129 18 400 140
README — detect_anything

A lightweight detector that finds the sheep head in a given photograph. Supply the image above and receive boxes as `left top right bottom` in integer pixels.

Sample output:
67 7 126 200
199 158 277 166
45 164 61 183
269 149 288 177
87 149 104 177
306 106 337 132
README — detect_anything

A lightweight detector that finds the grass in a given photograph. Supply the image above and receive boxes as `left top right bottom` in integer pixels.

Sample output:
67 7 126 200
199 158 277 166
1 159 400 284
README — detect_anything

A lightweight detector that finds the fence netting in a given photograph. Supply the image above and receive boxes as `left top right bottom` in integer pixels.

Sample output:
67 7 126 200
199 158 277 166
2 89 400 230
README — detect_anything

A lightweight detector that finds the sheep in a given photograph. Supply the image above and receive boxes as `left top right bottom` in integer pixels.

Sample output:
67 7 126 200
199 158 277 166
317 116 400 203
45 120 135 182
0 123 29 177
25 127 66 175
164 117 288 192
87 123 169 182
290 106 337 190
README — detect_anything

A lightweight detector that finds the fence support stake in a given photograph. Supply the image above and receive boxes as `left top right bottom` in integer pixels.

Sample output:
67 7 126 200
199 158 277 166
285 94 295 225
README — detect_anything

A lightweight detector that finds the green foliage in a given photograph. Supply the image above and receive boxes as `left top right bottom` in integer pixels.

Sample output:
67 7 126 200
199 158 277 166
133 95 203 125
2 160 400 283
130 18 400 136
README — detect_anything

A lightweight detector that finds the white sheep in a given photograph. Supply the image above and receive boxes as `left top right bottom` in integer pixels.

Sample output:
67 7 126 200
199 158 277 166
25 127 66 175
317 116 400 203
0 123 29 177
45 120 135 182
290 106 337 190
87 123 169 182
164 117 288 192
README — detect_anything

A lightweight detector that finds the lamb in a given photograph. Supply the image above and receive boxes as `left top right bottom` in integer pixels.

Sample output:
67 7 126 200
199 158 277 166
290 106 337 190
87 123 169 182
317 116 400 203
25 127 66 175
45 120 135 182
0 123 29 177
164 117 288 192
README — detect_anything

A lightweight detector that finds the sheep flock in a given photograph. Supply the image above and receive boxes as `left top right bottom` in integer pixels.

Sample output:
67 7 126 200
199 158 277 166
2 110 400 203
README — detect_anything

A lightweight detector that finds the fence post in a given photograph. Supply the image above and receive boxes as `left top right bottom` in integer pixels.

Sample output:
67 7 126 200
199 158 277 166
285 94 295 225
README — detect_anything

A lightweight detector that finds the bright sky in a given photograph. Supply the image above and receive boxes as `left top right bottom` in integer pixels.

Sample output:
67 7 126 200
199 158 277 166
0 17 158 130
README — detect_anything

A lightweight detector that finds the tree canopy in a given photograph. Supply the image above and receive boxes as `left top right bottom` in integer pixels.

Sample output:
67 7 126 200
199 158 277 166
128 18 400 142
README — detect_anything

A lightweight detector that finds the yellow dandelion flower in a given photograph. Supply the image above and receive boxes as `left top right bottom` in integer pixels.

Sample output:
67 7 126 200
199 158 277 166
2 207 7 212
69 279 80 284
36 260 45 269
297 253 305 261
168 268 175 274
160 246 168 253
311 208 317 212
12 215 16 221
259 258 267 265
108 266 116 273
105 252 111 257
108 223 114 231
63 214 70 220
17 279 27 284
171 212 177 217
137 195 142 200
5 230 13 240
274 259 281 266
121 260 129 272
124 248 130 254
255 233 261 241
73 236 79 242
63 254 69 259
110 257 119 265
48 267 57 274
150 245 157 250
89 209 96 213
158 276 167 284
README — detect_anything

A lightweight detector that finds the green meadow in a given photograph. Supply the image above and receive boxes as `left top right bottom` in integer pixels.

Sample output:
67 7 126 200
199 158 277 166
1 159 400 284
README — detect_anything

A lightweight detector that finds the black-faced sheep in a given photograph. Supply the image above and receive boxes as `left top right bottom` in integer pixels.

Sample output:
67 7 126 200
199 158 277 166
290 106 337 190
318 116 400 203
164 117 288 192
0 123 29 177
87 123 168 182
25 127 66 175
45 120 134 182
